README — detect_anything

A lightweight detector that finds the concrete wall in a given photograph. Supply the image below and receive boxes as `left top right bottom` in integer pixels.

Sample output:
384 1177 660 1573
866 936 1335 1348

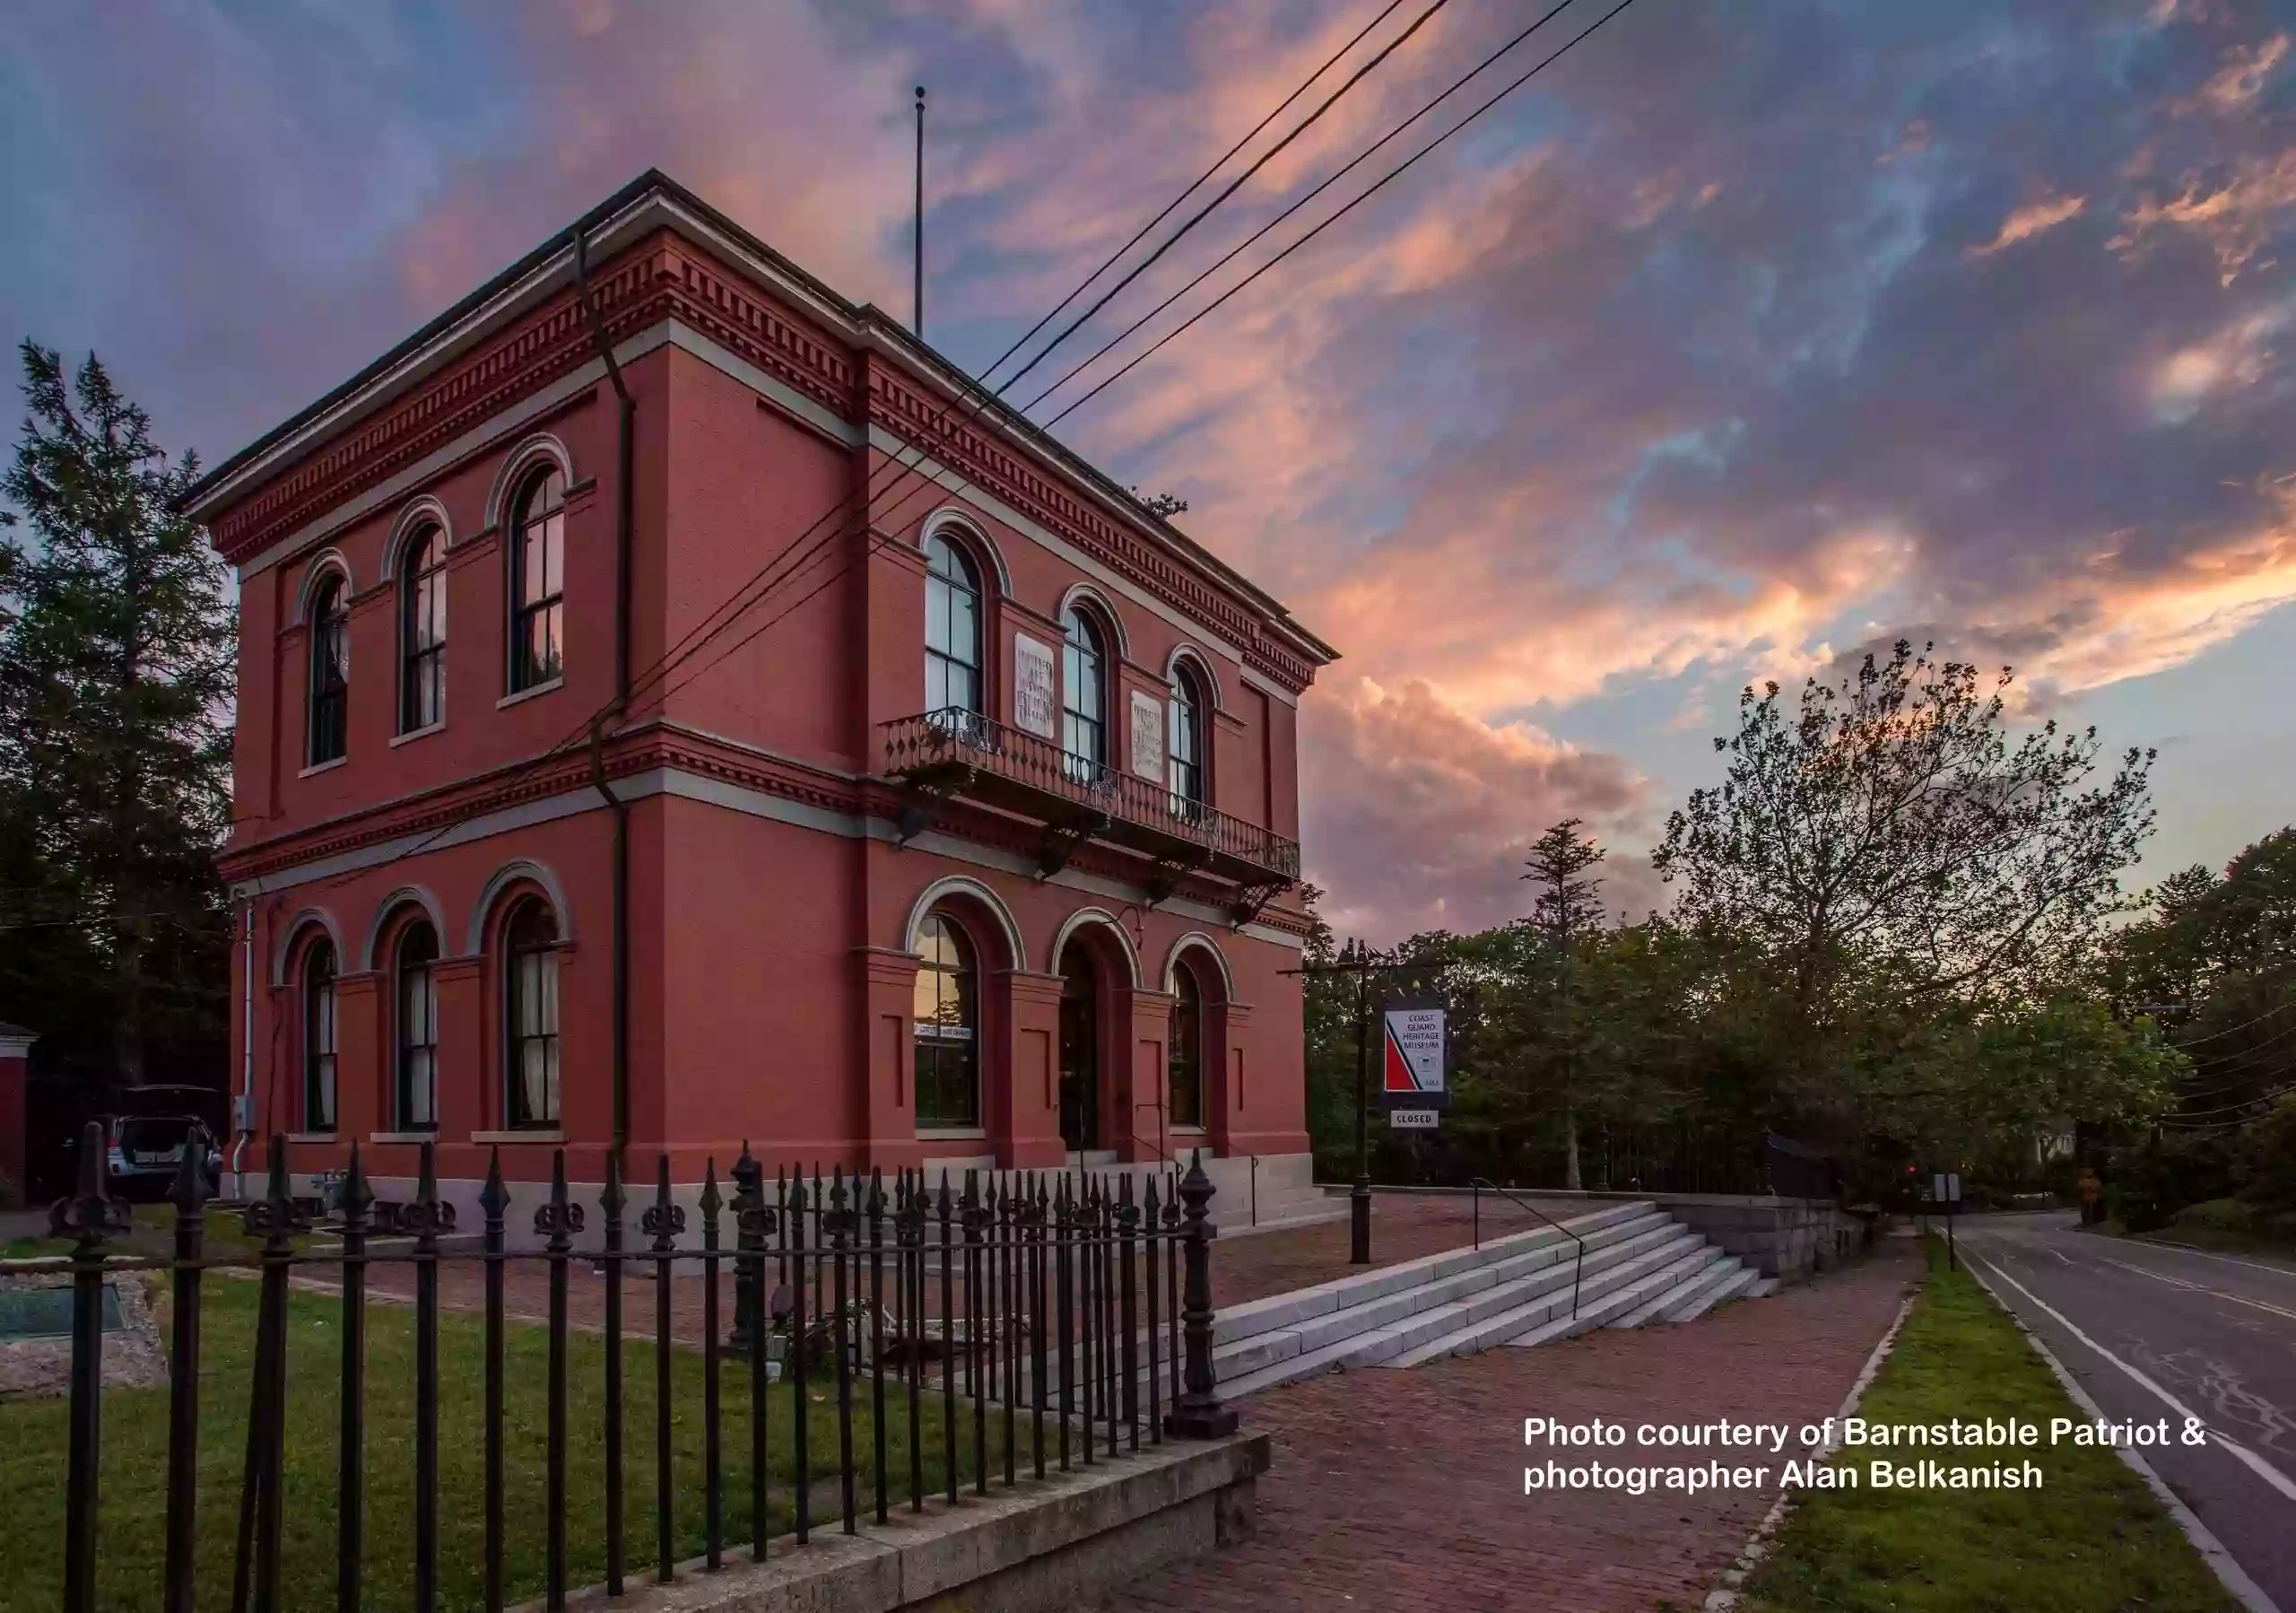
1636 1194 1863 1282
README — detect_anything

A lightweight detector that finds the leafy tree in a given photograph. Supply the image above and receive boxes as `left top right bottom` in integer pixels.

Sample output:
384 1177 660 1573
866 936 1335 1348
1654 640 2154 1033
0 342 234 1091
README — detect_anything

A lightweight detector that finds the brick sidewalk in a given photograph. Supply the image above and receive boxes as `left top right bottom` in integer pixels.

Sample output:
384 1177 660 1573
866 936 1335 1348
1099 1242 1921 1613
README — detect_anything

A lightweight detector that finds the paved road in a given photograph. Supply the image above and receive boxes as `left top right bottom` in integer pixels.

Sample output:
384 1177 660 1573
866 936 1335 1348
1958 1212 2296 1609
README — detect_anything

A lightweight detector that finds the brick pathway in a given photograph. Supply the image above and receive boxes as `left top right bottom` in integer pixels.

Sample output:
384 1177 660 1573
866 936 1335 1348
1098 1242 1921 1613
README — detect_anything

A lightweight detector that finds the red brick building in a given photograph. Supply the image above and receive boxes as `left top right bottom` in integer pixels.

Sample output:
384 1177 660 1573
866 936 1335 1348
189 172 1334 1223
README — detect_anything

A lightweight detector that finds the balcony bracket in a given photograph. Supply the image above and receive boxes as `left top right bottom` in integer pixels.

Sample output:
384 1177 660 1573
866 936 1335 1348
1145 848 1213 907
1229 878 1288 928
1037 812 1110 880
893 766 975 846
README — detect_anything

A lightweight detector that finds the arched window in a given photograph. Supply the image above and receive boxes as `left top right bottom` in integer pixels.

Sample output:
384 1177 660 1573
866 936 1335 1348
396 920 439 1130
504 901 561 1128
1168 963 1205 1129
301 936 338 1133
924 533 981 720
912 913 978 1129
1169 662 1207 819
509 467 565 693
399 526 447 732
1061 605 1107 783
308 571 350 765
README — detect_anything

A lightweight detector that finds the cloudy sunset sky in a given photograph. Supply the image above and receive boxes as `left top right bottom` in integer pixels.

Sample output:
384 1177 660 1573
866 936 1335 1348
4 0 2292 944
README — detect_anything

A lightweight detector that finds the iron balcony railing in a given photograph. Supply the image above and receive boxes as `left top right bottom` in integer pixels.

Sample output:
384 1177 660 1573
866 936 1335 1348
881 708 1301 885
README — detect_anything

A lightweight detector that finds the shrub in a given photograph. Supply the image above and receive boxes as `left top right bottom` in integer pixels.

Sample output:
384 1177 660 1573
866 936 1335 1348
2172 1197 2253 1234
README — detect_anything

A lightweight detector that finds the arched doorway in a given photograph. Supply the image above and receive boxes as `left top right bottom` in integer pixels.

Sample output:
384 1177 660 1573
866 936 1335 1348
1057 944 1098 1151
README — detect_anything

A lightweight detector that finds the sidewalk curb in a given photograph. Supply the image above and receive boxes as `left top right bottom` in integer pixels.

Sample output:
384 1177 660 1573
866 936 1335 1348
1961 1252 2280 1613
1701 1282 1918 1611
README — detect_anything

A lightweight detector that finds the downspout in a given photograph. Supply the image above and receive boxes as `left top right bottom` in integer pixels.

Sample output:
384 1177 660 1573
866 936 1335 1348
233 898 254 1198
574 226 634 1156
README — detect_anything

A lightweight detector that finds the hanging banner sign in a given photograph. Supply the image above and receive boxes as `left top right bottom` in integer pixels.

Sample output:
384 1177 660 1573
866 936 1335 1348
1013 635 1057 738
1129 689 1167 781
1381 997 1448 1110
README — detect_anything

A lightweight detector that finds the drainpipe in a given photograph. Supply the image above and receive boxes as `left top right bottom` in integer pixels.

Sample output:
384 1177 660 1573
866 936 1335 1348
232 898 255 1198
574 226 634 1156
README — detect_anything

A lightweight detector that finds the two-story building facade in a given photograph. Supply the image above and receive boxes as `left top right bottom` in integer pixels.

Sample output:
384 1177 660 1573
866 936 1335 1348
188 171 1335 1219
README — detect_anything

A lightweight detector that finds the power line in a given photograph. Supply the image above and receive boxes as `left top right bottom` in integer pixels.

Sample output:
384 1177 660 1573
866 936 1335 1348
1018 0 1587 416
607 0 1430 725
661 0 1644 706
1039 0 1644 432
995 0 1457 398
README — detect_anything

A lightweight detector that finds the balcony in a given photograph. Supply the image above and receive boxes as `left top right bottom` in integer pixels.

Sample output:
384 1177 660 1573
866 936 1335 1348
880 709 1300 911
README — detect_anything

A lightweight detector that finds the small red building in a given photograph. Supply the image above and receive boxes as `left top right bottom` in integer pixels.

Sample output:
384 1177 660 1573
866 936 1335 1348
188 172 1334 1225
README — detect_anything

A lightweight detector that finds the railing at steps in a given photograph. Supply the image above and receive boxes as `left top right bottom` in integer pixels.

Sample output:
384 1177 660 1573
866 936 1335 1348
1469 1177 1586 1319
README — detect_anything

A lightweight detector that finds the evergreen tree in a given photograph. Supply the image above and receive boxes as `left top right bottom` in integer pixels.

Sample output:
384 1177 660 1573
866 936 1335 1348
1523 818 1606 1188
0 342 235 1091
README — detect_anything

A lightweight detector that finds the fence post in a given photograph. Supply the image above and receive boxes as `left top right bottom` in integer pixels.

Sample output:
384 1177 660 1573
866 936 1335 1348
52 1119 129 1613
1162 1150 1238 1439
535 1150 584 1610
480 1150 509 1613
407 1140 456 1613
162 1126 212 1613
336 1143 373 1613
601 1151 627 1597
644 1153 684 1582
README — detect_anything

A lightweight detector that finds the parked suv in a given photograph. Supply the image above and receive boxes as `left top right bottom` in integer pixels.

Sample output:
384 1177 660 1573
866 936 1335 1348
65 1086 226 1201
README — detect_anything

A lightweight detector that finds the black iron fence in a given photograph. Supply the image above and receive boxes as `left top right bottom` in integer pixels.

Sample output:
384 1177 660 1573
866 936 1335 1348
20 1122 1237 1613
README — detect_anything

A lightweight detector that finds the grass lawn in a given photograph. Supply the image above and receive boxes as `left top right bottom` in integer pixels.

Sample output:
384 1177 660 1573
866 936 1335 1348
1738 1240 2243 1613
0 1276 1012 1613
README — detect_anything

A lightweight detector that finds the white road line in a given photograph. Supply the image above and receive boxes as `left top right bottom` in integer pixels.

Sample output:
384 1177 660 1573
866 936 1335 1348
2089 1253 2296 1324
2120 1241 2296 1283
1964 1249 2296 1504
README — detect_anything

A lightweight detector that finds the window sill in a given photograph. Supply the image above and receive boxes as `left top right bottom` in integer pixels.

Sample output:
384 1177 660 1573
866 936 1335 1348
369 1131 439 1144
284 1131 338 1145
298 756 348 779
471 1129 565 1144
1170 1127 1208 1137
389 722 446 748
497 678 562 711
918 1128 988 1141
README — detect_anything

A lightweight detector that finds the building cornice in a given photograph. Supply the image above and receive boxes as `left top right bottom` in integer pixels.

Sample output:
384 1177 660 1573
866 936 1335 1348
185 171 1335 692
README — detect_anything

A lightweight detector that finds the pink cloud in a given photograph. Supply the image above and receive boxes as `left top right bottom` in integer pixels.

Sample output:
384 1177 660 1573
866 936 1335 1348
1300 676 1655 944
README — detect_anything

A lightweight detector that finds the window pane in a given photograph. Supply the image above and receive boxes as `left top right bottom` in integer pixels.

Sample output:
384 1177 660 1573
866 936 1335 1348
543 513 563 596
522 528 548 606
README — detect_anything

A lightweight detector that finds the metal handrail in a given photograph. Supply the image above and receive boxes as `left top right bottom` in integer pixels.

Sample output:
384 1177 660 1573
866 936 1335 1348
1469 1177 1587 1319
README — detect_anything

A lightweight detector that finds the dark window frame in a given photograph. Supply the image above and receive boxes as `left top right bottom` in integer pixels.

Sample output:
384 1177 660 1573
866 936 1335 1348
924 531 984 719
1061 604 1109 782
509 466 566 693
1170 661 1208 815
396 919 440 1131
504 900 561 1129
912 911 981 1129
308 571 350 766
1168 961 1205 1129
399 525 448 733
302 935 338 1134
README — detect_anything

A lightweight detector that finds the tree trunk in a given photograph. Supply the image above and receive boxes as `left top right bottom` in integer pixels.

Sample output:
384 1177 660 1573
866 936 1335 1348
1563 1103 1582 1191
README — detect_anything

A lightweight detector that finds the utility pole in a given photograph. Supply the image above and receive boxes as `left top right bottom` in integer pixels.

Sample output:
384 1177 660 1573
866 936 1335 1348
1287 943 1428 1266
